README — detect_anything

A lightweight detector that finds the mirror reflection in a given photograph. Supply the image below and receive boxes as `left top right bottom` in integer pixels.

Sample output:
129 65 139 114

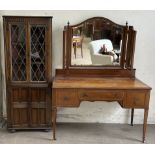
71 19 123 66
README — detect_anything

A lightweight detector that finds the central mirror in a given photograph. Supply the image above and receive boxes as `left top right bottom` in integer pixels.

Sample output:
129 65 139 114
70 17 124 66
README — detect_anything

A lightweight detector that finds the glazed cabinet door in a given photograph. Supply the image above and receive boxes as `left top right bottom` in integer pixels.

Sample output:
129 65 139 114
29 24 46 82
28 18 52 83
9 22 28 82
5 18 52 83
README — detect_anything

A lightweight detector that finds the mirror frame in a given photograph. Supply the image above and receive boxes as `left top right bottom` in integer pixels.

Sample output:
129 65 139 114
61 17 136 78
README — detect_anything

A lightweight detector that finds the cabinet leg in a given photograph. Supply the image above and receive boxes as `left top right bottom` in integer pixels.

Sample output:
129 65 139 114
52 107 57 140
131 108 134 126
143 109 148 143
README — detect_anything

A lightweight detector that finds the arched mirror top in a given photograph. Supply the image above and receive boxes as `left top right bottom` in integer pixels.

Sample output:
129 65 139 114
63 17 136 76
69 17 125 29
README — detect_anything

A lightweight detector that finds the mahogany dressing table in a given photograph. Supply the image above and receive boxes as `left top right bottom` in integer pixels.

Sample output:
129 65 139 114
52 17 151 143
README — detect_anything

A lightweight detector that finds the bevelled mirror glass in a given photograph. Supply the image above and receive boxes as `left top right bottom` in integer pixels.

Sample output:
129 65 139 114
70 18 124 66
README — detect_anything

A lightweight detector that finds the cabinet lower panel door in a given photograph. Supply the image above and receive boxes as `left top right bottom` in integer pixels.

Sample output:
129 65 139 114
9 87 29 128
8 86 51 129
30 88 51 128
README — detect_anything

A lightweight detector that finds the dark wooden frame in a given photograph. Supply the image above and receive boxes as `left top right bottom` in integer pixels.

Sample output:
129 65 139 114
62 17 136 77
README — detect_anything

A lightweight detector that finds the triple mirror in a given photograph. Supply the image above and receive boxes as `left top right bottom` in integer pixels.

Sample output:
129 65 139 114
63 17 136 69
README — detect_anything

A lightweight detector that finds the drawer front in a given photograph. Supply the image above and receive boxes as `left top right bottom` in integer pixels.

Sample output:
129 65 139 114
125 91 146 108
78 90 124 101
56 89 79 107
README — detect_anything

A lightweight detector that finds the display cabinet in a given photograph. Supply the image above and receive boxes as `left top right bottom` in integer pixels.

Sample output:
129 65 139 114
3 16 52 131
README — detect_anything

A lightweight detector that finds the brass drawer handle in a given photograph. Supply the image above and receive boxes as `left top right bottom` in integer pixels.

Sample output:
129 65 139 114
63 96 70 101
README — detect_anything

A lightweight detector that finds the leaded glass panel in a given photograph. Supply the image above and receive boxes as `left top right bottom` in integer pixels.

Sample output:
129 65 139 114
11 25 26 81
30 26 46 81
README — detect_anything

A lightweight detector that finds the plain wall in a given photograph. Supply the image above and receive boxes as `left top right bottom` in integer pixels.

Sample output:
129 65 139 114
0 10 155 124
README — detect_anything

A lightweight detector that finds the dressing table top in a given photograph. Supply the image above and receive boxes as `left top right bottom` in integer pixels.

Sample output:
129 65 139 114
53 77 151 90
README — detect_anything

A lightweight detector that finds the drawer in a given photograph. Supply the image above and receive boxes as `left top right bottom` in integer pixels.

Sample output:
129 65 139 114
56 89 79 107
125 91 146 108
78 90 124 101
